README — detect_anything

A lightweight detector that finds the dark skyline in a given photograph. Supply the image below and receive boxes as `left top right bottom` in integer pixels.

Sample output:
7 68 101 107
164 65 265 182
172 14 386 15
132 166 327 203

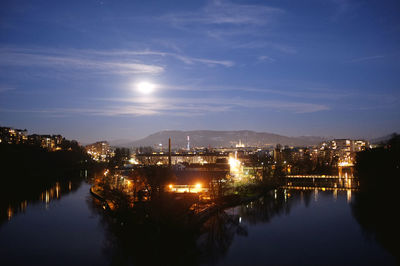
1 0 399 143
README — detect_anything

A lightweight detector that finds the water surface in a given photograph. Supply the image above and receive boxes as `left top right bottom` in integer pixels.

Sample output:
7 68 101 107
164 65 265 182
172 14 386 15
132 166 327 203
0 181 108 266
0 182 397 266
214 189 396 266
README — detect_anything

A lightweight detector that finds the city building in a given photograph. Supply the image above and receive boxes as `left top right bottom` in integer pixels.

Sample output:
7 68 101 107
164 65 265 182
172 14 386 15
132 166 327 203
0 127 28 144
27 134 64 150
135 151 229 166
86 141 111 162
329 139 369 166
1 126 66 151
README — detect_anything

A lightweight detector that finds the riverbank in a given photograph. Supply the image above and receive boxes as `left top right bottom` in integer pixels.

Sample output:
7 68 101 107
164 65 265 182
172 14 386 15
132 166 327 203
352 134 400 263
90 181 276 228
192 185 275 226
89 186 112 210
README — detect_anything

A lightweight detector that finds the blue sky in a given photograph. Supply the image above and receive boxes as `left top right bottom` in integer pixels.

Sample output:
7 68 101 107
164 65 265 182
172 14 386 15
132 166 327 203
0 0 399 143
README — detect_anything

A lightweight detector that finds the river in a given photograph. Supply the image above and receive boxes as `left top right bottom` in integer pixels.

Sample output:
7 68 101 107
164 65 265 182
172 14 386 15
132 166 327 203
0 179 397 266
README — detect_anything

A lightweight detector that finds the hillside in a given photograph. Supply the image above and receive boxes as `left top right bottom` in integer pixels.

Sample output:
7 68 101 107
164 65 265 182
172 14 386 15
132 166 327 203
115 130 325 148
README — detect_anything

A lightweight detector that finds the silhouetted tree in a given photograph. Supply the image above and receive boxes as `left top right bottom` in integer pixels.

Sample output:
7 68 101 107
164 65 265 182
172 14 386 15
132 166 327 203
136 166 175 199
109 147 130 168
352 134 400 263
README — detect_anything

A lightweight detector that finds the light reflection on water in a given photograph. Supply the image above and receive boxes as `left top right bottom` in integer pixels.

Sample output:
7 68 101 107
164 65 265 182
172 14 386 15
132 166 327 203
2 179 78 223
0 181 108 266
0 178 397 266
216 188 396 266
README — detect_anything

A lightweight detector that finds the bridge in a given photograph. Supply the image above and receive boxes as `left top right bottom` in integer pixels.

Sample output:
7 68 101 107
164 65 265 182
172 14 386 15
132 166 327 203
282 185 358 191
285 175 353 179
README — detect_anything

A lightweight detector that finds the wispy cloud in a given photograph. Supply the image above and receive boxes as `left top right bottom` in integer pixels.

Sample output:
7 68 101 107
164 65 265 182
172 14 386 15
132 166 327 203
154 83 352 100
181 97 329 113
98 95 329 115
183 57 234 67
163 0 283 27
0 106 162 117
0 47 234 72
161 0 284 41
93 49 234 67
173 3 296 56
347 55 385 63
258 55 275 63
0 47 165 75
233 41 297 54
0 86 15 93
1 93 329 118
0 102 230 118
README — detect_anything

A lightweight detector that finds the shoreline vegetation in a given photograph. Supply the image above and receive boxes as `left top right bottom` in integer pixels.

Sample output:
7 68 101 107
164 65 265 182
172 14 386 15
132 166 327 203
88 174 333 265
0 143 104 224
352 134 400 263
90 181 276 228
0 143 102 196
87 180 284 266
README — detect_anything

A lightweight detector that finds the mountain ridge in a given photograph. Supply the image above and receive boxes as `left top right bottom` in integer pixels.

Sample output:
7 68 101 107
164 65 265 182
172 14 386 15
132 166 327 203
110 130 326 148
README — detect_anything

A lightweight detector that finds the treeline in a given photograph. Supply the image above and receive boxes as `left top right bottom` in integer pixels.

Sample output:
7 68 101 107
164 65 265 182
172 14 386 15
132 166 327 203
247 151 337 179
289 156 338 175
0 142 100 226
109 147 130 168
0 142 95 184
355 134 400 188
352 134 400 263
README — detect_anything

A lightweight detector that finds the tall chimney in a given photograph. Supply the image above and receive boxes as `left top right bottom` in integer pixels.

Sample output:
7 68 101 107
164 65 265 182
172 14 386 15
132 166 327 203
168 138 171 167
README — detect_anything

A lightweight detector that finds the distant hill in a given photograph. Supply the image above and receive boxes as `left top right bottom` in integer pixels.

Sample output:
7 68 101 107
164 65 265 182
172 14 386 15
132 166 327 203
116 130 325 148
109 139 135 147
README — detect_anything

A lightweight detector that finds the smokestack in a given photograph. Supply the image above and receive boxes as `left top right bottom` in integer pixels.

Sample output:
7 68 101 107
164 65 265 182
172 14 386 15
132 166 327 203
168 138 171 167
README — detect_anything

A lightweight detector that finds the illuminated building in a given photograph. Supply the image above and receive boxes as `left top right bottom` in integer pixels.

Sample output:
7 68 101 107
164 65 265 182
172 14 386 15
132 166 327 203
135 151 229 165
27 134 64 150
0 127 67 151
171 159 230 192
353 140 368 152
330 139 369 166
85 141 111 161
0 127 28 144
236 139 245 148
167 183 208 193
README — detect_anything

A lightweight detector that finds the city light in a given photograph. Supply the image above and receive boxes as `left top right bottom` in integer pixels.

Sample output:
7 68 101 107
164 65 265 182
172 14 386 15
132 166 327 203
129 158 139 164
167 183 206 193
229 156 242 176
338 161 354 167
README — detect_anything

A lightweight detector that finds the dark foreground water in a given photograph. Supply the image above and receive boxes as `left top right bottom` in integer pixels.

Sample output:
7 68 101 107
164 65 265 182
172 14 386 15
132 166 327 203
218 189 396 266
0 181 397 266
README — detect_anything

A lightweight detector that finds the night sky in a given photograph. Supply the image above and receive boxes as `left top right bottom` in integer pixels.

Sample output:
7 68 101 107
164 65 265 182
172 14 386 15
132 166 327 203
1 0 399 143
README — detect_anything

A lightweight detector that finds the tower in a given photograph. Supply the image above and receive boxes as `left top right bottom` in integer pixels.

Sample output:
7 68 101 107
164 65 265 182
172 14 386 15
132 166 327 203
187 135 190 151
168 138 172 167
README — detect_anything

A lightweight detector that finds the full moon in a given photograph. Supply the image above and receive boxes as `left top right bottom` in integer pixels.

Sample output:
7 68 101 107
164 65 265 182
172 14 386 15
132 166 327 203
136 81 155 94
